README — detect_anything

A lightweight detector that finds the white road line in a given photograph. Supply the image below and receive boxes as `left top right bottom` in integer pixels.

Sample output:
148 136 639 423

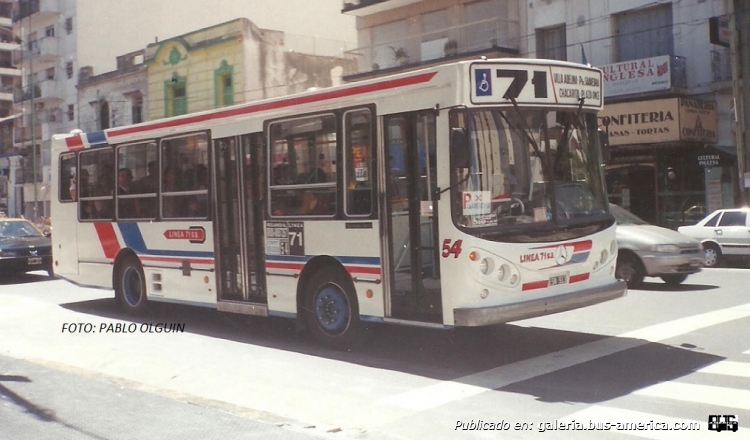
561 406 750 440
697 360 750 378
378 303 750 410
634 382 750 411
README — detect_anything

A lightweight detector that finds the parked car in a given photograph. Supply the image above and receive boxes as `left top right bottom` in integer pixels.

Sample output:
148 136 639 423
611 204 703 287
0 218 53 277
678 207 750 267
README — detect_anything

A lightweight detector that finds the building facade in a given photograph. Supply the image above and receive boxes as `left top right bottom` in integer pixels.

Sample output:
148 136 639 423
527 0 736 228
342 0 524 81
145 18 355 121
10 0 356 221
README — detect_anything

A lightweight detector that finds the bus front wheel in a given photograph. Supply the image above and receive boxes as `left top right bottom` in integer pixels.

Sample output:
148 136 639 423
115 256 148 313
303 267 367 349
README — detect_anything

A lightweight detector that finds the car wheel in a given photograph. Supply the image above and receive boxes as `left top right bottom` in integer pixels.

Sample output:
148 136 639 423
702 243 722 268
616 254 645 288
115 256 148 313
303 267 369 349
661 274 688 285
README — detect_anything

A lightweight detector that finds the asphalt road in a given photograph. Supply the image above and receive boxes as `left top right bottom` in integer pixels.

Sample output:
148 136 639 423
1 268 749 439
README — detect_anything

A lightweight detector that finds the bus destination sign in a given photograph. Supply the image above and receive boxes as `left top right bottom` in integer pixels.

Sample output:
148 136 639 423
470 63 603 109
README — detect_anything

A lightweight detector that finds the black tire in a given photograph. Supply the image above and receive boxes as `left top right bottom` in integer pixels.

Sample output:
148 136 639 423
302 267 367 349
115 256 148 313
661 274 688 286
615 253 645 289
702 243 722 268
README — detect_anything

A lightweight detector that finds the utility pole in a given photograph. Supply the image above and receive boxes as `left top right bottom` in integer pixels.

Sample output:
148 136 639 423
730 0 750 205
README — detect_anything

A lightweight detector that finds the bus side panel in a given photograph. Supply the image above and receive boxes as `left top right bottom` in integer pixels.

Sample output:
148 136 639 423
123 221 217 306
264 220 384 320
51 201 79 277
74 222 116 288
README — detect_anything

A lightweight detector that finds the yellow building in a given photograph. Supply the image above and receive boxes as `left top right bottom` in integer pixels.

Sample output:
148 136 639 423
146 18 354 120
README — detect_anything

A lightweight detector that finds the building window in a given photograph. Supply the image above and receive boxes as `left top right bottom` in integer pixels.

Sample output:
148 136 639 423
67 104 74 121
45 67 54 80
615 5 673 62
132 95 143 124
371 20 408 70
66 61 73 79
165 74 187 117
214 60 234 107
99 100 110 130
65 17 73 35
45 25 54 37
536 25 567 61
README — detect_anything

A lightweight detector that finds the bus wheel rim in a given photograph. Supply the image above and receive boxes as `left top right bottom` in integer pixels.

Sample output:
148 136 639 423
314 284 350 336
123 267 142 307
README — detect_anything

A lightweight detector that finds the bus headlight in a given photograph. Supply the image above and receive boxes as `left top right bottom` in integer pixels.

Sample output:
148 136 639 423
497 264 508 281
600 249 608 264
479 258 493 275
610 240 617 256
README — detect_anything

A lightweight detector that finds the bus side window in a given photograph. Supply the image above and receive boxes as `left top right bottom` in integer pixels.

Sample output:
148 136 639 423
345 109 373 217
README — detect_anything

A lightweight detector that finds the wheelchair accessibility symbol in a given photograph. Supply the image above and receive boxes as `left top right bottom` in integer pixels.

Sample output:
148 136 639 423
475 68 492 96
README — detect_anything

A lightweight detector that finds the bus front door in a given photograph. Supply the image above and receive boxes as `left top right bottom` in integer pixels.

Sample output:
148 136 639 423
213 135 267 311
384 113 442 323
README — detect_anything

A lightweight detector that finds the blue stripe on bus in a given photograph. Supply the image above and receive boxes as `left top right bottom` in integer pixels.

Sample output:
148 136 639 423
117 223 214 259
87 131 108 146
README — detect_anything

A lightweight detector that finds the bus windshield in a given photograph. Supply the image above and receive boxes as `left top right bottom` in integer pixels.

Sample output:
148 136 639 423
451 109 609 238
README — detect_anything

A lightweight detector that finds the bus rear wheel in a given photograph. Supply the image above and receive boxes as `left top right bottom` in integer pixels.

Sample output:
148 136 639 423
303 267 366 349
115 256 148 313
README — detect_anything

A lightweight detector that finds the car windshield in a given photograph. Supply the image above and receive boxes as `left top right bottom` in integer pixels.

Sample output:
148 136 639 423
0 220 44 238
450 108 609 239
609 204 649 225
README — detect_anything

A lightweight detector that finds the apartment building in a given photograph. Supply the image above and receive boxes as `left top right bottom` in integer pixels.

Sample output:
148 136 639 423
527 0 734 227
343 0 737 229
0 0 18 215
342 0 524 81
10 0 356 220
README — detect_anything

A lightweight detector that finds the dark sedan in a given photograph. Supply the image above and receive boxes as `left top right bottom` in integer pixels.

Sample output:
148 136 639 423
0 218 53 277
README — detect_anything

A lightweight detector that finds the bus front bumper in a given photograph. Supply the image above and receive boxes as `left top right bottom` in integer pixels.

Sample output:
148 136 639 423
453 280 627 327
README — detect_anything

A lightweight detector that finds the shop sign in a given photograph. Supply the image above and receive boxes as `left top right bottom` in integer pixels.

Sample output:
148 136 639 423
601 55 672 97
598 97 717 146
697 154 720 167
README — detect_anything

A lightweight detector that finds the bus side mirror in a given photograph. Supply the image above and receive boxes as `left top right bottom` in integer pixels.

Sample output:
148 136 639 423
598 128 610 164
451 127 470 168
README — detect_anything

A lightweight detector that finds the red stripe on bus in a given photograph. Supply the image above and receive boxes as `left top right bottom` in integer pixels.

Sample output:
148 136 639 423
265 262 303 271
522 280 549 291
94 223 120 259
346 266 381 275
107 72 438 138
548 66 559 104
65 134 85 151
572 240 593 252
569 273 590 283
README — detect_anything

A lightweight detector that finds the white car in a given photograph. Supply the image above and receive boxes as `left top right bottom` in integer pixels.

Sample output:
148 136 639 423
678 207 750 267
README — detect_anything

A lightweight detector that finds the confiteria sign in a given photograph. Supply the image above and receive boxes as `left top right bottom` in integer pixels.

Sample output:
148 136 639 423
598 97 717 146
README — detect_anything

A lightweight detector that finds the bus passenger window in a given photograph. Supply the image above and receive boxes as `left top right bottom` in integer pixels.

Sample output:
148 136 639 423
344 109 373 217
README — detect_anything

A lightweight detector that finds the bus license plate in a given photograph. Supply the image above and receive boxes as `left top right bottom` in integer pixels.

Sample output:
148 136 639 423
28 257 42 265
548 273 568 286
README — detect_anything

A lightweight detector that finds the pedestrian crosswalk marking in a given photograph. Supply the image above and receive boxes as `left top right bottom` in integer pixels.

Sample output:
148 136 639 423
378 302 750 410
634 381 750 411
697 360 750 378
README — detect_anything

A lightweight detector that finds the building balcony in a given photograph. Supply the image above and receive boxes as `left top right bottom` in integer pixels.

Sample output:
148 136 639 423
12 0 60 23
342 0 421 16
13 79 61 105
12 36 60 67
13 124 41 146
344 16 519 79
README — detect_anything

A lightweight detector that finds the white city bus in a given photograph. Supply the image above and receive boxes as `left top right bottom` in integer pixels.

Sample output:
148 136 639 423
51 58 626 347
